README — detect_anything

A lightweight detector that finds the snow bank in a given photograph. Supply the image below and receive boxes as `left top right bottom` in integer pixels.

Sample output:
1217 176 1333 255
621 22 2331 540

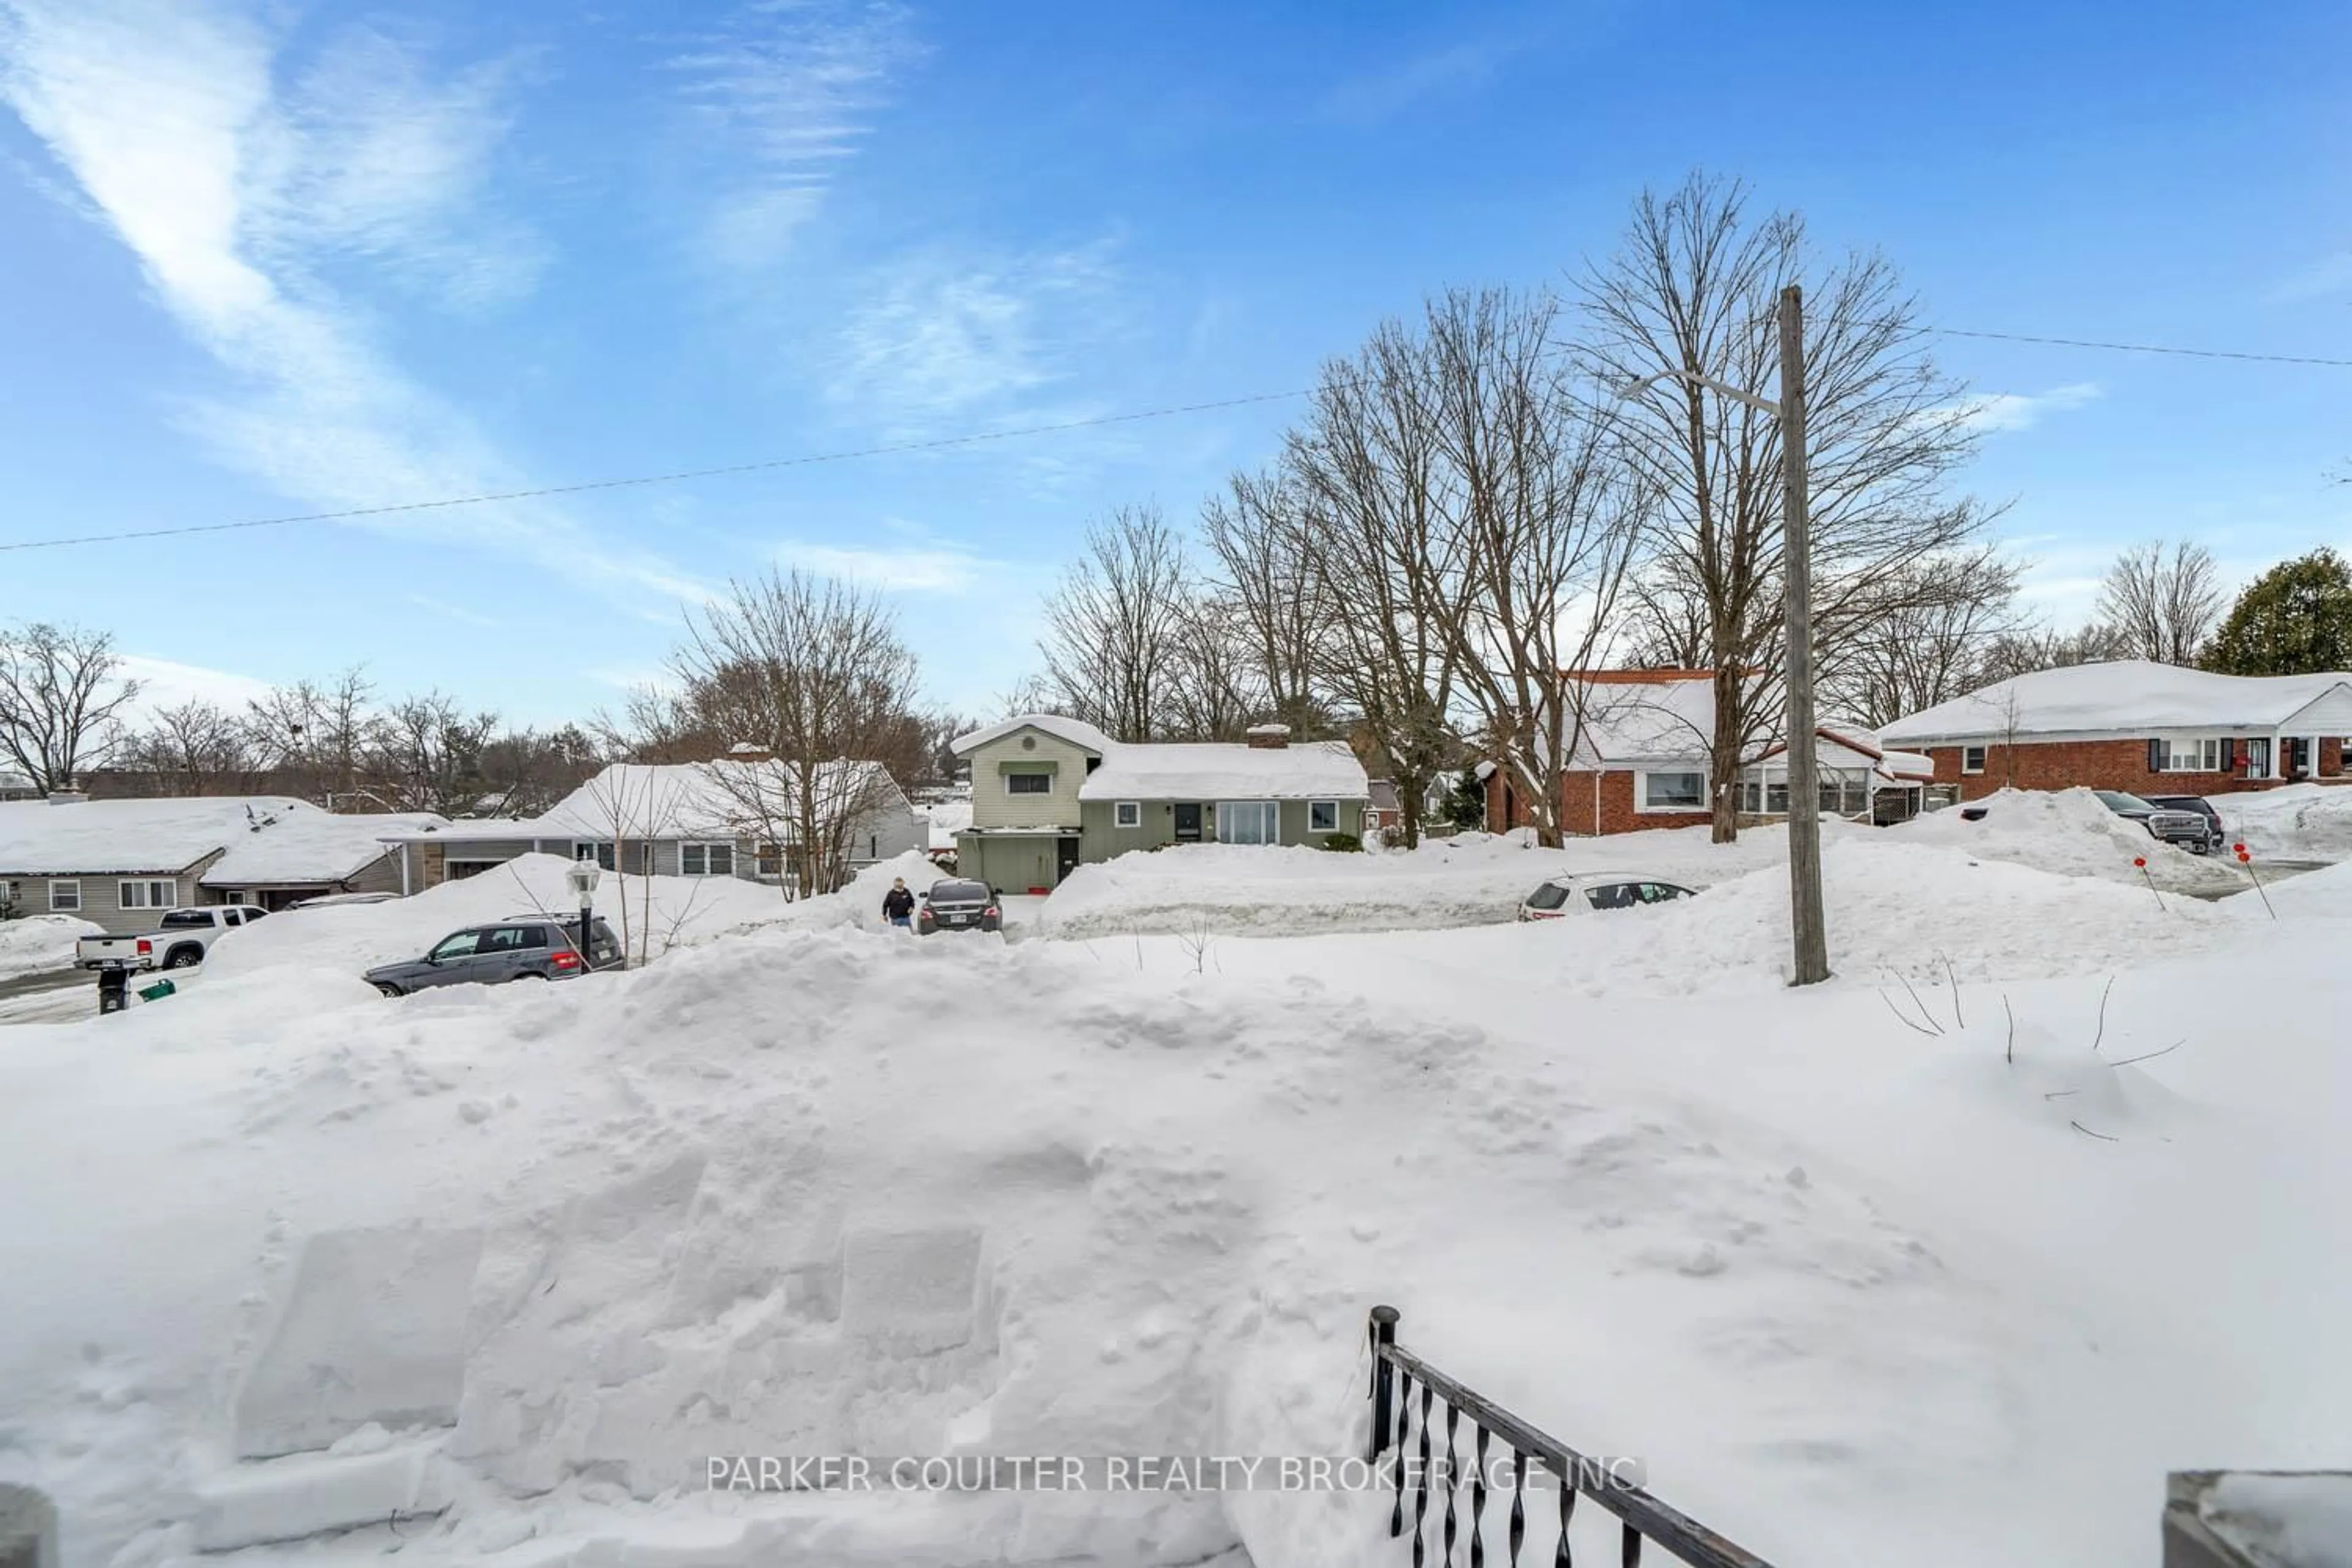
0 914 99 981
202 852 943 983
2219 784 2352 862
1886 787 2246 895
1039 827 1806 938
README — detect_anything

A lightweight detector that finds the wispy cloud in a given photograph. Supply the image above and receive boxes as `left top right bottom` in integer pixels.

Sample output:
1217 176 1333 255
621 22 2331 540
115 652 276 719
1953 382 2103 434
829 239 1124 427
666 0 916 271
2267 251 2352 305
405 594 503 628
773 538 997 593
0 0 698 605
1321 39 1502 125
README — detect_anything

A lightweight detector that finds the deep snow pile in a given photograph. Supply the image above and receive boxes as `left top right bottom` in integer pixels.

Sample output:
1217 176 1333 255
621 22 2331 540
0 913 99 980
1039 827 1809 938
202 853 943 984
2218 783 2352 862
1886 786 2246 895
0 846 2343 1567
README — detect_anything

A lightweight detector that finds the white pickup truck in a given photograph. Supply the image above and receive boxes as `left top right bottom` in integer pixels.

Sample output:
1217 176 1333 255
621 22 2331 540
75 905 270 972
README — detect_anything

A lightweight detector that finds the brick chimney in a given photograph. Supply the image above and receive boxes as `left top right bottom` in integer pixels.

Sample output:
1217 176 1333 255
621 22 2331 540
1245 723 1291 750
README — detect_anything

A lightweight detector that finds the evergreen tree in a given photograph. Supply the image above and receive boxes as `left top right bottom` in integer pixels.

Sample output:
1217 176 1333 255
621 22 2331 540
1443 767 1490 831
2201 549 2352 675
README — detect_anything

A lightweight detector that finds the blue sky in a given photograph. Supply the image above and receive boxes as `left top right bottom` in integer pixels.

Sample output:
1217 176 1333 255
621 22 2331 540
1 0 2346 727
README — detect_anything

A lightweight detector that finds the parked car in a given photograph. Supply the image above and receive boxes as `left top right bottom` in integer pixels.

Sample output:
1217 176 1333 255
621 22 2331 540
1517 873 1697 921
2094 790 2214 854
75 905 269 972
364 914 624 997
916 879 1001 934
2141 794 2227 854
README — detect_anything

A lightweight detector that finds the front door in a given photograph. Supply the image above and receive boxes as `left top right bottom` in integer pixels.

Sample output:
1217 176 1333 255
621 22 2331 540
1056 836 1082 883
1173 804 1202 843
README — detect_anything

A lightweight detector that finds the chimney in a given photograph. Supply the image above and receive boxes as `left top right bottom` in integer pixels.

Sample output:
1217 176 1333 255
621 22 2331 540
46 790 87 805
1245 723 1291 750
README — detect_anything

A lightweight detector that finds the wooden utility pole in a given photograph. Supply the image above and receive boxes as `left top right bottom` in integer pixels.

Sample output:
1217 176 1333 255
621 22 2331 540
1778 284 1830 985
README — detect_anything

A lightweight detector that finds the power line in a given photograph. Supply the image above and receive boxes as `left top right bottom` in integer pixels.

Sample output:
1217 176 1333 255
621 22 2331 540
4 324 2347 556
1931 328 2352 369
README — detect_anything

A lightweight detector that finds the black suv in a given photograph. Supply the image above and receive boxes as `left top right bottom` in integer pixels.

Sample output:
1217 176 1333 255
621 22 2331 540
2095 791 2215 854
365 915 625 996
2143 795 2226 854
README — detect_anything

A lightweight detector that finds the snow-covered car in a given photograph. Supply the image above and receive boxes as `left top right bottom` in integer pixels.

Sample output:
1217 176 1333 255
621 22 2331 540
2094 791 2214 854
75 905 269 972
1517 873 1696 921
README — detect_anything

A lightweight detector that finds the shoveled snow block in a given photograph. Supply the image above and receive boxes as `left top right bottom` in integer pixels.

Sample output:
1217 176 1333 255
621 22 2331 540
190 1441 448 1553
839 1226 984 1353
232 1227 482 1459
0 1484 58 1568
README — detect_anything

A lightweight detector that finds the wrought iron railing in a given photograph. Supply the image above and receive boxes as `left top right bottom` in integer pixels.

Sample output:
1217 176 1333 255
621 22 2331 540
1366 1305 1780 1567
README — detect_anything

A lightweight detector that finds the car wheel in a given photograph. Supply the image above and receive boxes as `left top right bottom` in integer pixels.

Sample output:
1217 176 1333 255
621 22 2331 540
374 982 402 998
164 948 202 970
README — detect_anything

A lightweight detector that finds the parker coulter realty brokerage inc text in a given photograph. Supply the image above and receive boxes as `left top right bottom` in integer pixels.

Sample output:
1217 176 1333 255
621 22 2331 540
705 1454 1648 1493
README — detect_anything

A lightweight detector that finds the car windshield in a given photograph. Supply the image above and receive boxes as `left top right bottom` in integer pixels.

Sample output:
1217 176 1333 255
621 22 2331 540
2096 791 2154 812
1525 883 1570 911
429 931 482 960
930 881 988 903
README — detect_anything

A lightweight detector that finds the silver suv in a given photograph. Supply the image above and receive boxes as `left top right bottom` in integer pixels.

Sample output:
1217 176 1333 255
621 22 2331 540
366 915 625 997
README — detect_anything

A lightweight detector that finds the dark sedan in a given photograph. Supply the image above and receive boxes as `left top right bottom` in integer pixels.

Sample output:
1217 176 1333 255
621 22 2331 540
917 880 1002 934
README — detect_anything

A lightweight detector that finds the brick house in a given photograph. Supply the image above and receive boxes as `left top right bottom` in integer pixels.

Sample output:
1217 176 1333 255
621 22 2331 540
1483 669 1934 836
1879 661 2352 799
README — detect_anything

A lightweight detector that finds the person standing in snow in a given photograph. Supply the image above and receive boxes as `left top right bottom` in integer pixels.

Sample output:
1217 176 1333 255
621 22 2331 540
883 878 916 930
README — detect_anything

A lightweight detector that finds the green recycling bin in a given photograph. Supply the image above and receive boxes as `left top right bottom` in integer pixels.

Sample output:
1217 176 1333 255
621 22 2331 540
137 978 176 1003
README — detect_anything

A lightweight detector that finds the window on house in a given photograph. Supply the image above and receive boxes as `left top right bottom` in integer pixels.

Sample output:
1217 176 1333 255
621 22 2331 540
680 842 734 876
1308 801 1338 833
1961 745 1986 775
757 842 784 877
2158 738 2222 773
1740 778 1762 813
1640 772 1705 811
1006 772 1052 795
1114 801 1142 829
1215 801 1281 844
117 880 176 910
50 880 81 912
574 841 616 871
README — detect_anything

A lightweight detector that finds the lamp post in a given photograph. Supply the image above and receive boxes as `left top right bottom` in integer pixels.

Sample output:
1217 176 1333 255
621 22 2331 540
1616 282 1828 986
564 859 601 965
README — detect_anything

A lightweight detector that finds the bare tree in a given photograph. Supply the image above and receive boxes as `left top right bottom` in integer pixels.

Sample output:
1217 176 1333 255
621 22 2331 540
1583 171 1992 840
674 569 922 898
126 698 253 795
1159 594 1265 742
244 666 383 802
1038 505 1195 742
1417 287 1648 846
372 691 499 813
1200 467 1331 736
2095 539 2222 665
1972 622 2130 687
0 621 141 793
1827 548 2024 727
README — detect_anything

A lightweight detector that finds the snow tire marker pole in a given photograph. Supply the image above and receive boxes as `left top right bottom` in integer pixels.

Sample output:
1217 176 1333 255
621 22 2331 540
2132 856 2166 913
2234 843 2276 921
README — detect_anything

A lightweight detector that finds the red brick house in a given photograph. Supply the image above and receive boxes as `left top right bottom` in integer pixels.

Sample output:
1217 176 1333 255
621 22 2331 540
1483 669 1935 836
1879 661 2352 799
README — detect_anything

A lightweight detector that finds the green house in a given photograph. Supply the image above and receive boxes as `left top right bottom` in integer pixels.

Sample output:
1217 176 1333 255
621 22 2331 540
948 716 1372 892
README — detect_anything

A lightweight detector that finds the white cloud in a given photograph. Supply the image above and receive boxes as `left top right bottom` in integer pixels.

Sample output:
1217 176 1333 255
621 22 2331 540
1953 382 2103 434
830 240 1124 428
115 653 275 720
405 594 503 628
666 0 915 270
1321 40 1499 125
772 538 996 594
0 0 699 605
2267 251 2352 304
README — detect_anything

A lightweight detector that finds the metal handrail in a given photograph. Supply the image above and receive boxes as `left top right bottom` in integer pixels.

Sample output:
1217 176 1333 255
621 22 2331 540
1367 1305 1781 1567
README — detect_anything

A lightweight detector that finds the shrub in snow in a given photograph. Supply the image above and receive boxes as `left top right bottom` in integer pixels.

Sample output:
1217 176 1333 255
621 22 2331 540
1315 832 1363 853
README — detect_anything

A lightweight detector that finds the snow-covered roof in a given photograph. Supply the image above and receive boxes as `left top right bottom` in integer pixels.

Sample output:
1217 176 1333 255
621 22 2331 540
949 714 1115 757
1881 662 2352 745
385 760 908 844
1077 741 1368 802
0 796 322 876
1753 727 1937 784
1568 676 1738 764
202 807 448 886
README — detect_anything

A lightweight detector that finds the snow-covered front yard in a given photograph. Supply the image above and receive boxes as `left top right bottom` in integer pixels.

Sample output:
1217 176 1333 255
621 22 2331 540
0 812 2345 1568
